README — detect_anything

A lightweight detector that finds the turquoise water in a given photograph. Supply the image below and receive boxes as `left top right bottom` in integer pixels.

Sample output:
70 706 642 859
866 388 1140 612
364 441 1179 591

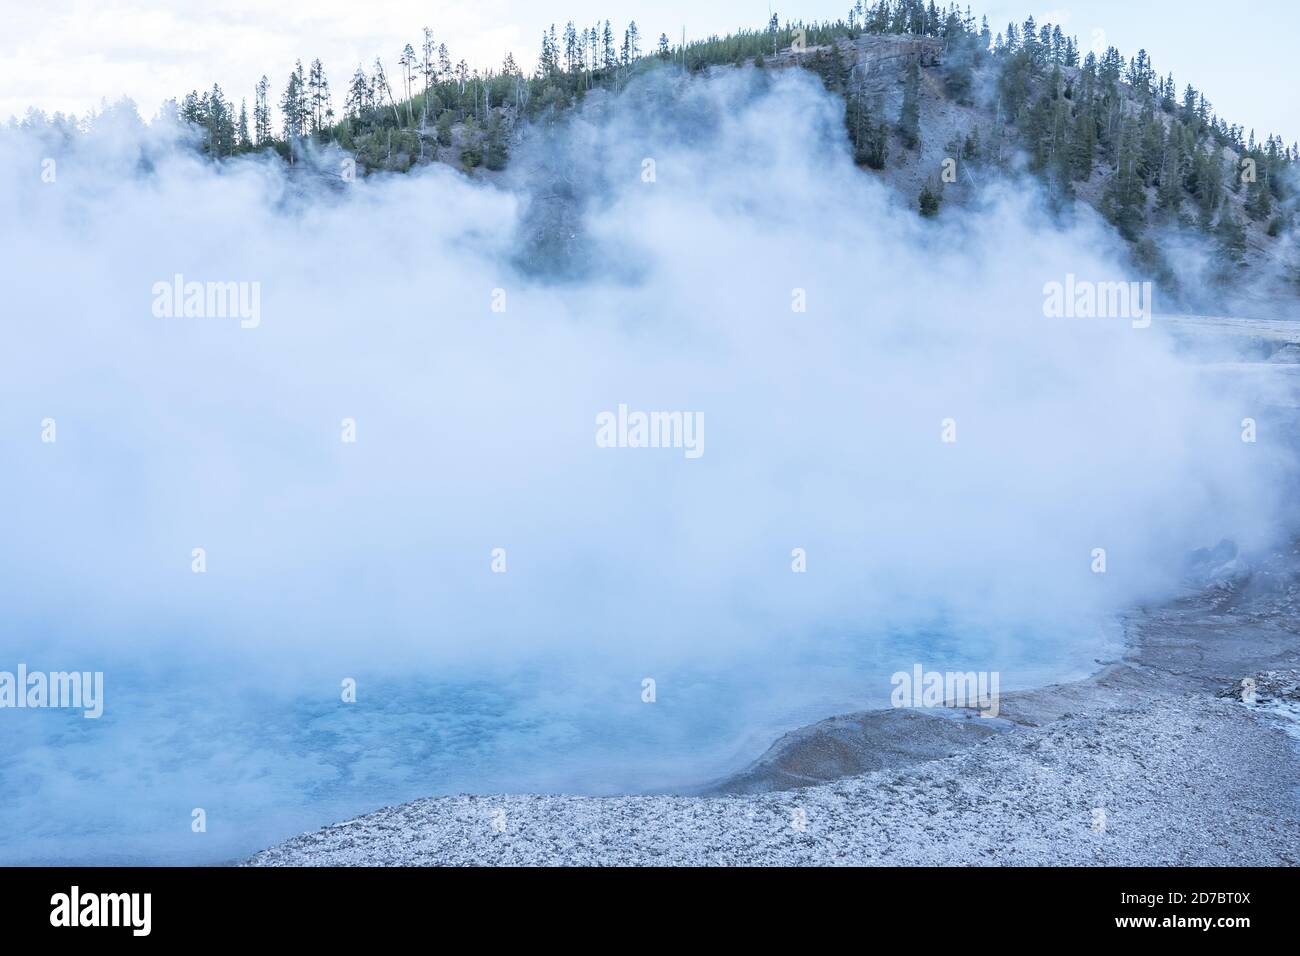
0 622 1110 865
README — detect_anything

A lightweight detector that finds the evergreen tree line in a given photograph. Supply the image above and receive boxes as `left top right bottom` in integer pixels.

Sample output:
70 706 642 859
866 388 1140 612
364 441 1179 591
787 2 1293 272
171 0 1296 259
986 13 1292 256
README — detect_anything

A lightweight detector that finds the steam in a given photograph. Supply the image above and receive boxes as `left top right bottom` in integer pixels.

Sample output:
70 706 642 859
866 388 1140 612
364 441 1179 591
1 67 1292 674
0 68 1295 859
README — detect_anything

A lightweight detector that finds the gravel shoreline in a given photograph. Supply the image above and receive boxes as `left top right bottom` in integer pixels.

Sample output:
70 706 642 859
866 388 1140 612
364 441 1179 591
246 540 1300 866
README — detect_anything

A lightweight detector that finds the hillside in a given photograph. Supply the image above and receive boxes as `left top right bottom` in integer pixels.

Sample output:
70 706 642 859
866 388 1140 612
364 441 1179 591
160 5 1298 312
766 31 1298 310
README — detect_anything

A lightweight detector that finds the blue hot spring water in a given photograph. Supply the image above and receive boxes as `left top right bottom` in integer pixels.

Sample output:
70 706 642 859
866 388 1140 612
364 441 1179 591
0 621 1112 864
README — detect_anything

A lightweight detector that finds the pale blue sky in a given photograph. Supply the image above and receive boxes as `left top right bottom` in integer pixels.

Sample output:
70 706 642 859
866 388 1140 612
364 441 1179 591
2 1 1295 142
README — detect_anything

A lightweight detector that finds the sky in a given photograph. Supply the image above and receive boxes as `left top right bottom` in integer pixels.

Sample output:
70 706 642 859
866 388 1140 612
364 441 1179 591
2 1 1296 143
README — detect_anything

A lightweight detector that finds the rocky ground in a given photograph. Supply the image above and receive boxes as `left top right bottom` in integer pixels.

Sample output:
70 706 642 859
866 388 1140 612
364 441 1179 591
246 530 1300 866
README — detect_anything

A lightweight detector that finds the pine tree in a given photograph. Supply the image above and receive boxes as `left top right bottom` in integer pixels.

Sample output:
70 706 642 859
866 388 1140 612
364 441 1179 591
254 76 271 145
1137 106 1164 185
1160 73 1176 112
346 67 369 119
602 21 616 69
460 116 482 168
1246 168 1273 221
538 28 557 76
1215 207 1248 277
919 180 942 217
558 22 574 72
484 109 509 170
942 28 978 101
1155 128 1183 215
308 59 332 135
808 42 848 91
897 59 921 149
180 90 203 127
399 44 417 124
1103 118 1147 239
280 69 305 146
206 84 235 157
1190 145 1224 228
421 28 436 112
372 57 401 124
295 60 309 131
1071 105 1096 180
846 90 888 169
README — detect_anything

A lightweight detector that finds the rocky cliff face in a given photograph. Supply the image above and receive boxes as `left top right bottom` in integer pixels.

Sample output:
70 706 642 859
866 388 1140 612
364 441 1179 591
766 34 944 93
759 33 946 84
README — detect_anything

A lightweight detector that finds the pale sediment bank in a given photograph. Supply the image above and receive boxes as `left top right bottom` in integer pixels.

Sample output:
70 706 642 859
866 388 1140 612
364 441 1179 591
247 316 1300 866
246 537 1300 866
